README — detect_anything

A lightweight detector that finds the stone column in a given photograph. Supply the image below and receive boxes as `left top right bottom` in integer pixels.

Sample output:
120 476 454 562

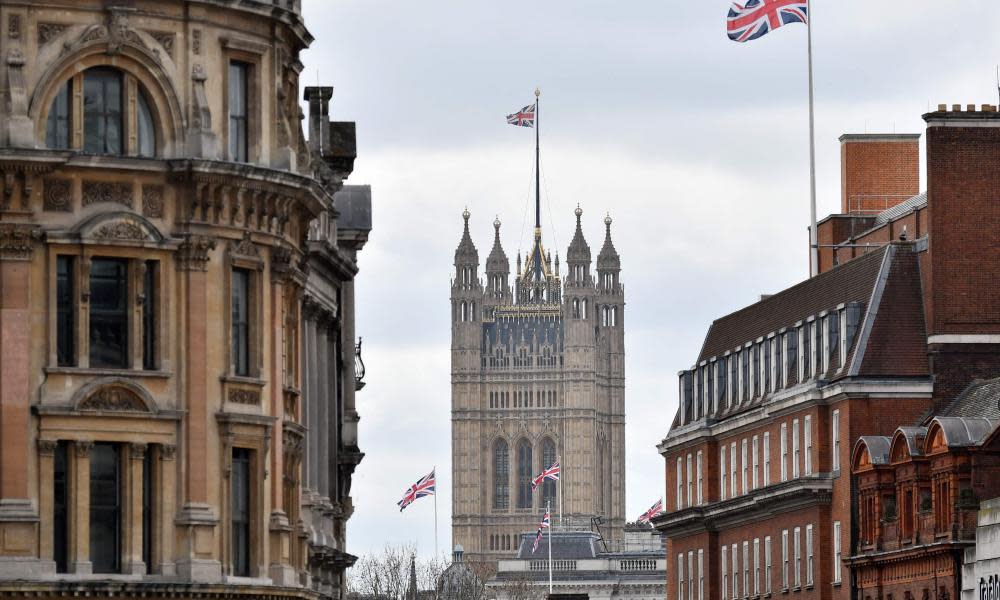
328 327 340 503
341 279 359 450
158 444 177 576
316 319 329 500
36 440 58 573
300 304 312 496
0 224 40 574
268 271 294 586
307 313 320 494
125 443 146 575
70 441 92 575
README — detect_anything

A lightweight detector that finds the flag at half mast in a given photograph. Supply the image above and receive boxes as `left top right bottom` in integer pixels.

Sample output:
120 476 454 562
532 509 551 553
637 498 663 524
531 460 560 491
396 469 435 512
727 0 807 43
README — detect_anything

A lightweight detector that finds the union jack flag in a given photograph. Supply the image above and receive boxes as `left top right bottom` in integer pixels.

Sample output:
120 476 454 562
397 469 435 512
531 460 560 491
506 104 535 128
727 0 807 43
637 498 663 524
532 510 551 553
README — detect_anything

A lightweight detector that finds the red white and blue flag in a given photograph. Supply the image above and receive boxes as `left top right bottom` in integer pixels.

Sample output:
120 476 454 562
397 469 435 512
507 104 536 128
727 0 807 43
532 510 552 553
637 498 664 524
531 460 560 491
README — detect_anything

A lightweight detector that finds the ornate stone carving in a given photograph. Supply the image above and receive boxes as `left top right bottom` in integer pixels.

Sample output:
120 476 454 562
230 231 260 259
129 443 147 459
271 244 295 282
75 441 94 457
106 8 132 55
37 439 58 456
176 235 216 271
160 444 177 460
191 64 212 131
79 386 148 412
43 178 72 211
191 29 201 55
142 185 164 218
149 31 174 58
82 181 132 208
93 221 147 241
228 388 261 405
0 223 40 260
8 15 20 39
37 23 67 46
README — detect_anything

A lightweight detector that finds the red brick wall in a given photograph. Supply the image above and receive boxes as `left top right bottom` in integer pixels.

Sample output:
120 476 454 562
840 135 920 214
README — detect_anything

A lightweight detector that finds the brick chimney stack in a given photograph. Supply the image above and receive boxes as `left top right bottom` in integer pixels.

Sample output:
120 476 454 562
840 133 920 214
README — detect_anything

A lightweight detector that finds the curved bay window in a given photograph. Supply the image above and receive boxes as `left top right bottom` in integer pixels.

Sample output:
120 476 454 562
44 67 157 156
517 439 532 509
493 439 509 511
541 438 557 507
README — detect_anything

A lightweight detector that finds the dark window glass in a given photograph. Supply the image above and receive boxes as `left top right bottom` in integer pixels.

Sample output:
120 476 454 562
493 440 509 510
53 442 69 573
83 69 123 155
228 62 248 162
741 350 749 402
56 256 75 366
764 341 771 392
775 337 783 389
142 446 153 572
45 81 71 149
231 448 251 576
142 261 157 370
830 313 840 368
89 258 128 368
787 332 798 383
90 443 121 574
516 439 532 509
137 89 156 157
231 268 250 376
752 345 760 397
802 326 811 376
729 356 738 406
542 439 557 506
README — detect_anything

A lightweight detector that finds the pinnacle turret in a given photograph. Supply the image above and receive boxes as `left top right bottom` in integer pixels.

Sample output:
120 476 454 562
597 213 620 272
454 207 478 266
485 217 509 275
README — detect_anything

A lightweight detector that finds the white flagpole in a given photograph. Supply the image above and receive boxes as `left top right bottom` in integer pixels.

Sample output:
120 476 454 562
806 0 819 277
558 455 563 526
547 501 553 595
434 466 439 559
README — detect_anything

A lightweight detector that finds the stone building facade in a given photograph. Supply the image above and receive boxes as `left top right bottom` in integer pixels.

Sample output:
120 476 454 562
0 1 370 598
451 208 625 563
657 104 1000 600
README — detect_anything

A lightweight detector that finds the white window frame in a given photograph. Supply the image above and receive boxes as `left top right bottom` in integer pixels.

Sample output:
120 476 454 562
770 337 778 393
676 456 683 509
765 536 772 594
698 548 705 600
758 342 766 396
741 439 749 493
753 538 760 596
732 543 739 599
840 309 848 369
726 354 733 407
720 446 727 501
792 418 800 479
730 441 738 497
696 450 704 505
832 409 841 473
687 453 694 507
806 523 814 587
678 553 685 600
797 326 805 381
736 350 744 403
833 521 842 584
781 530 789 590
742 541 750 599
793 526 801 589
780 423 788 482
752 435 759 490
804 414 813 476
763 432 771 486
822 315 831 373
688 550 695 600
747 345 755 400
722 545 729 600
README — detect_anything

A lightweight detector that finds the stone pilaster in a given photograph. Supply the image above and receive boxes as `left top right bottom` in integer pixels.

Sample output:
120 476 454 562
69 441 92 575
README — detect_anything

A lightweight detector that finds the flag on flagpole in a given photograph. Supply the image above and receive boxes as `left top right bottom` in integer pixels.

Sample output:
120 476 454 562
727 0 807 43
637 498 664 524
506 104 536 128
532 509 551 553
531 460 561 491
396 469 436 512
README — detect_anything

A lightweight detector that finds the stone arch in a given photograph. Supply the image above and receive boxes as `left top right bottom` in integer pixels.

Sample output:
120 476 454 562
71 377 155 413
73 210 166 244
29 35 184 156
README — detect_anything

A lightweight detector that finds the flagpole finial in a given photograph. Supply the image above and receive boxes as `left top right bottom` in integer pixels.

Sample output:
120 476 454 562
535 87 541 98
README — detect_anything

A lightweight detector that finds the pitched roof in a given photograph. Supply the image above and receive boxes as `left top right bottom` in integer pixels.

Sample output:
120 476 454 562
516 531 598 560
936 377 1000 420
697 246 888 362
930 417 999 448
873 192 926 227
858 436 891 465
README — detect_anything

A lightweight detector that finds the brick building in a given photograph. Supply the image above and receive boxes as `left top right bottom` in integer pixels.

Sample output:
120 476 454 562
655 103 1000 600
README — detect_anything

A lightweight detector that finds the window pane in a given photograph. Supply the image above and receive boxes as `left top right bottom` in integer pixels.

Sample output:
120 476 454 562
231 448 251 576
142 261 157 370
83 69 123 155
137 89 156 157
89 258 128 368
232 268 250 376
517 440 532 509
90 443 120 574
542 439 557 505
45 81 71 149
57 257 75 366
228 62 248 162
53 442 69 573
494 440 509 510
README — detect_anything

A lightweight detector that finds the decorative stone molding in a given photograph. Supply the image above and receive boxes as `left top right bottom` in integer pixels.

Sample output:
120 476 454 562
148 31 174 58
78 385 149 412
93 220 147 241
43 178 72 211
37 439 58 456
0 223 40 260
176 235 216 271
191 29 201 55
228 388 261 405
142 185 164 218
8 14 20 39
129 442 148 459
229 231 260 260
160 444 177 460
37 23 67 46
107 7 137 56
75 441 94 458
82 180 132 208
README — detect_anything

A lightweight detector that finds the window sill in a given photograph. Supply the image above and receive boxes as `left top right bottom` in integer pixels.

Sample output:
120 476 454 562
221 375 267 388
832 581 842 588
45 366 172 378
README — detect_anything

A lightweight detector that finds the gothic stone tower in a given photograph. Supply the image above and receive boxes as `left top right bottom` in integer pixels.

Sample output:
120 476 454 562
451 206 625 564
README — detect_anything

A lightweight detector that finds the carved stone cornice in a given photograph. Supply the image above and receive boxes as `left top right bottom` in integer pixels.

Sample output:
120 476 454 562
160 444 177 460
176 235 216 271
75 441 94 458
78 385 149 412
129 443 147 460
37 439 58 456
0 222 40 260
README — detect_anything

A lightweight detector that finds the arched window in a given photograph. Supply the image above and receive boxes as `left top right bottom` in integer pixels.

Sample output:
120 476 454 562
572 299 580 319
517 439 533 509
493 439 509 511
45 67 157 156
541 438 558 507
582 298 588 320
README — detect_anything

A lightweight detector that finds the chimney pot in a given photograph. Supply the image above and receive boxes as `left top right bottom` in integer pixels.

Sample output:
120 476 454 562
952 104 962 112
983 104 993 112
938 104 947 111
968 104 977 112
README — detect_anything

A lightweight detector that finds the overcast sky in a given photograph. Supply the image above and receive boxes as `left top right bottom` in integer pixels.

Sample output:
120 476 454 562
298 1 1000 560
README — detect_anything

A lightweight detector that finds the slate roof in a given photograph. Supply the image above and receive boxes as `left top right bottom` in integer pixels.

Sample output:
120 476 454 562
333 185 372 232
873 192 926 227
516 531 597 560
937 377 1000 420
931 417 999 448
858 436 891 465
